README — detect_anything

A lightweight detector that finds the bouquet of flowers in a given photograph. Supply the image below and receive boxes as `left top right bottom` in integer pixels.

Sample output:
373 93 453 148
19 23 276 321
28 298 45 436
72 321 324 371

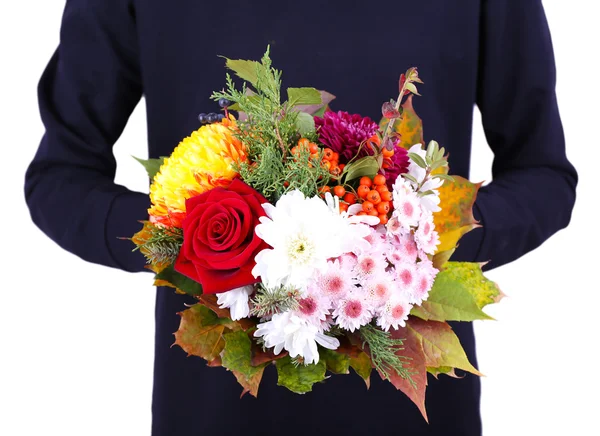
131 49 502 420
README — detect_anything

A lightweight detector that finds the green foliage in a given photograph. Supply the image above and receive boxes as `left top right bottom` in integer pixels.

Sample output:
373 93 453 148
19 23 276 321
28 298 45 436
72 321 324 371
410 262 501 322
155 264 203 296
133 223 183 266
222 330 268 397
275 356 327 394
249 285 300 318
319 348 350 374
173 304 231 362
343 156 380 183
133 156 167 180
349 351 372 386
359 324 415 388
212 47 329 203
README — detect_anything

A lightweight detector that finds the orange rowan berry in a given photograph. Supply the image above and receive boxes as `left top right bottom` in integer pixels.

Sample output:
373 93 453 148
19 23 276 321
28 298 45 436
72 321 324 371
376 201 390 214
359 176 373 187
343 192 357 205
330 165 342 176
367 190 381 204
362 201 375 213
284 181 290 188
382 162 391 169
338 163 345 172
333 185 346 197
322 161 332 170
381 191 393 202
323 148 334 160
373 174 386 186
378 214 389 225
339 202 349 213
368 210 379 217
319 186 331 195
309 142 319 154
382 148 395 158
357 185 371 199
291 146 299 155
357 211 367 216
332 152 340 162
298 138 310 148
375 184 389 194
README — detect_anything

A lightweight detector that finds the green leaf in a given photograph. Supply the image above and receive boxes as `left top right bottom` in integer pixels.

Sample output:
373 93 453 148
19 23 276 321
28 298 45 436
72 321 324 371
312 105 327 117
343 156 379 182
432 247 456 270
287 87 322 107
433 174 455 182
275 356 326 394
221 330 267 397
405 82 421 96
224 58 263 86
296 112 316 135
319 348 350 374
349 351 372 388
155 264 203 297
408 152 427 169
403 174 419 184
410 262 500 322
173 304 230 362
133 156 167 180
407 318 482 376
427 366 458 379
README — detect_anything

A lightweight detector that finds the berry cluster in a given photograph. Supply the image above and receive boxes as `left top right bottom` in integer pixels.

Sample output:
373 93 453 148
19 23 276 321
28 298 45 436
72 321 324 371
198 98 235 125
355 175 393 224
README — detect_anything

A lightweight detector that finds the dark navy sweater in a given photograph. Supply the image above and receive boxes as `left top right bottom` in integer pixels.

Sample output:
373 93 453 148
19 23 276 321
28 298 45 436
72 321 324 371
25 1 577 435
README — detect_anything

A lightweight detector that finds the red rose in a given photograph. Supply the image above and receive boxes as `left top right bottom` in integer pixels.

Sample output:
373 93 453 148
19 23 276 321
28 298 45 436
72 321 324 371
174 179 269 294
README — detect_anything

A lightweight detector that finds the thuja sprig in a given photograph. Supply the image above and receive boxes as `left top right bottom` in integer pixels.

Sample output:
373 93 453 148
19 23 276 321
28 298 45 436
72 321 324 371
359 323 416 389
133 224 183 266
250 285 301 318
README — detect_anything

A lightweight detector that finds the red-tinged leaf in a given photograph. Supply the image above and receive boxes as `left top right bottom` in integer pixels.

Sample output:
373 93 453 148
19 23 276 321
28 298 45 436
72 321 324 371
207 356 222 367
433 176 482 253
406 318 482 376
173 304 230 362
221 330 267 398
336 335 364 358
382 101 400 119
349 351 372 389
387 326 429 422
399 73 406 93
427 366 460 379
198 294 255 331
380 95 424 150
250 341 287 367
432 247 455 270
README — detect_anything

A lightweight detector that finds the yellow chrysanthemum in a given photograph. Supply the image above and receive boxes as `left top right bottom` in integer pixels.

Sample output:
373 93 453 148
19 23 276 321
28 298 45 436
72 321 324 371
148 118 246 227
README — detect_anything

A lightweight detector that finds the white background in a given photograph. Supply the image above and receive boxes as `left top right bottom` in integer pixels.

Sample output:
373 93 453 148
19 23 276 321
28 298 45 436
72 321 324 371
0 1 598 435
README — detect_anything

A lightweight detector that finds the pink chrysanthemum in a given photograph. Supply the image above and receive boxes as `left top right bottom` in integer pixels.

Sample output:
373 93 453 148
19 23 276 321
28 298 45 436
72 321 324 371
410 264 438 305
390 179 422 233
332 294 374 332
353 253 387 281
363 273 396 309
314 259 355 303
387 233 419 265
415 212 440 255
363 225 387 253
376 296 412 331
315 111 379 163
394 262 418 297
294 287 331 331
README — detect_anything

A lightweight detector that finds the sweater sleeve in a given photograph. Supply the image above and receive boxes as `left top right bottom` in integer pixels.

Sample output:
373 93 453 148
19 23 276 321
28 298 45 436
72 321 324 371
24 0 150 273
453 0 577 270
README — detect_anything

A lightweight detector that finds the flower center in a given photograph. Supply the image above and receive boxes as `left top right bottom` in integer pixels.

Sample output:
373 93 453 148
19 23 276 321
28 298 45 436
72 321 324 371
286 234 315 266
400 269 413 286
391 304 406 319
403 202 414 217
299 297 317 316
344 300 363 318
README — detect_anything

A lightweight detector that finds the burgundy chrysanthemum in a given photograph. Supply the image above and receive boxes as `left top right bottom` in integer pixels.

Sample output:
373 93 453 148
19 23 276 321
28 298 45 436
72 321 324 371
315 111 379 163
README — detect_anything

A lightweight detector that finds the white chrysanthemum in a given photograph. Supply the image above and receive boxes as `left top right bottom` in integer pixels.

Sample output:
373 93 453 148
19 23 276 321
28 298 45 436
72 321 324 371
407 143 427 183
253 190 358 290
390 179 421 233
376 296 412 331
254 312 340 364
313 259 356 303
294 286 331 330
216 285 253 321
415 212 440 255
332 293 374 332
